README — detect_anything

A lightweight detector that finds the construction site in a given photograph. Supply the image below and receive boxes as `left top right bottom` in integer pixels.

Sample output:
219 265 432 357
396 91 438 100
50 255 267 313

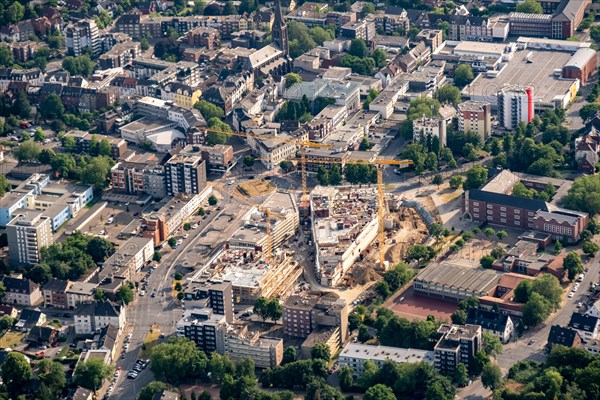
309 186 430 288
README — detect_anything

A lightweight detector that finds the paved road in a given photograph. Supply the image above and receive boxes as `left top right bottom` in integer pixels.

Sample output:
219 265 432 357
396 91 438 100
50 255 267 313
460 246 600 399
110 196 239 400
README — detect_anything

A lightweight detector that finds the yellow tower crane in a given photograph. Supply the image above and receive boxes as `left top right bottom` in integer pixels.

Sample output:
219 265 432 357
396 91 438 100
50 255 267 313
281 157 413 268
210 181 284 261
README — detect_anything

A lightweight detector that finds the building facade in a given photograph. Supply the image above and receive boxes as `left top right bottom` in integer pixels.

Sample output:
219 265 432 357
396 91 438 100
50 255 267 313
458 101 492 141
434 324 482 375
6 211 53 266
164 154 207 197
497 85 534 130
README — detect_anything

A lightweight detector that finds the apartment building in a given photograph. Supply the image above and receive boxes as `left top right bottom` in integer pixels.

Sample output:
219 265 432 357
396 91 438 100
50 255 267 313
99 237 154 282
246 130 303 170
161 82 202 109
340 20 375 41
110 153 166 198
74 301 126 335
98 40 141 69
164 154 207 197
65 19 100 56
569 313 600 343
66 282 97 309
42 279 71 309
195 144 234 171
497 85 534 130
142 189 211 245
185 281 234 323
222 324 283 368
458 101 492 141
177 308 227 354
340 343 434 375
186 26 221 49
1 275 42 306
65 130 127 159
434 324 482 374
412 116 447 148
466 308 515 344
7 210 53 266
424 14 509 41
373 12 410 36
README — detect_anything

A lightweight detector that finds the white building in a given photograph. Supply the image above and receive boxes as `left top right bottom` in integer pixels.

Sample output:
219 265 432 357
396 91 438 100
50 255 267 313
412 116 447 147
339 343 434 375
497 85 534 130
65 19 100 56
6 210 53 266
100 237 154 281
246 129 306 170
74 301 126 335
569 313 600 343
368 78 409 119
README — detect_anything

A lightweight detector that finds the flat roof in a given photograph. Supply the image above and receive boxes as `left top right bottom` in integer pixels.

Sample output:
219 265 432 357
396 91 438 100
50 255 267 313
465 49 576 107
340 343 435 364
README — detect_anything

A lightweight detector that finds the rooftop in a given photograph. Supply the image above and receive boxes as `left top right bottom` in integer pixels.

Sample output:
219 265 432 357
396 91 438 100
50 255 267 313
340 343 435 364
415 262 501 296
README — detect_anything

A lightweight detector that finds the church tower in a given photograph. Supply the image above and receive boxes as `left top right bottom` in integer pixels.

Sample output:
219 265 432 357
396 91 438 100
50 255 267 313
273 0 289 56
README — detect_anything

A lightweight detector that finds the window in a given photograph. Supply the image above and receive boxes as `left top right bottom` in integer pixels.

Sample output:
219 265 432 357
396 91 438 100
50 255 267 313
501 218 506 223
500 207 506 211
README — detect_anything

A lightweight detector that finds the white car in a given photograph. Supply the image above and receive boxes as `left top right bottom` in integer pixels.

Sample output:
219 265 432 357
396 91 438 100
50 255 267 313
140 290 146 296
568 292 575 298
183 234 189 239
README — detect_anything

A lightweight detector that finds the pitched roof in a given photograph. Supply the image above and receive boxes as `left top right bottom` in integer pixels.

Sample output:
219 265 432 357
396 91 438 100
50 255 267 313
2 276 39 294
19 309 44 325
569 313 600 334
98 324 118 351
27 326 57 343
468 189 549 212
76 301 121 318
43 278 70 293
466 308 511 333
547 325 580 347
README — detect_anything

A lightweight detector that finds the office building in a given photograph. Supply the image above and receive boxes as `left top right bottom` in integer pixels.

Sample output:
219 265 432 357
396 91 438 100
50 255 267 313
497 85 533 130
458 101 492 141
7 210 53 266
65 19 100 56
434 324 482 374
164 154 207 197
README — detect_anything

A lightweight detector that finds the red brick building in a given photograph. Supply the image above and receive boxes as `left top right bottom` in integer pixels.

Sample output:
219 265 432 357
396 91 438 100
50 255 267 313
562 48 598 85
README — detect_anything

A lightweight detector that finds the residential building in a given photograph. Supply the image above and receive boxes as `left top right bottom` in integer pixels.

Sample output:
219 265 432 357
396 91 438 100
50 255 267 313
434 324 482 374
142 190 211 245
373 12 410 36
283 292 349 344
412 116 447 148
547 325 582 348
192 144 234 171
569 313 600 343
110 153 165 197
42 279 71 309
340 20 375 41
74 301 126 335
285 2 329 27
1 276 42 307
65 19 100 56
185 26 221 49
466 308 515 344
424 14 509 41
176 308 227 354
15 309 46 331
458 101 492 141
416 29 443 51
64 130 127 159
222 324 283 368
574 135 599 174
66 282 97 309
185 281 234 323
7 210 53 266
245 129 304 170
99 237 154 283
339 343 434 375
164 154 207 196
98 40 141 69
497 85 534 130
161 82 202 109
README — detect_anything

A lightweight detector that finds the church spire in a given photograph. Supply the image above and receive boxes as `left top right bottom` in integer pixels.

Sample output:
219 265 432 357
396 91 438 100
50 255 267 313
273 0 289 56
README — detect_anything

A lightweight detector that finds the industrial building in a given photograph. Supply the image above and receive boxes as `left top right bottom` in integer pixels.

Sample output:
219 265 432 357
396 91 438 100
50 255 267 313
310 186 379 286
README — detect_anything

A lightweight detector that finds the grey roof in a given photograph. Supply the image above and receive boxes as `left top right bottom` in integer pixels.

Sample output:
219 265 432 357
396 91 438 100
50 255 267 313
2 277 39 294
466 308 511 333
564 48 597 70
547 325 580 347
76 301 120 318
569 313 600 333
468 189 549 212
414 262 501 295
43 278 70 293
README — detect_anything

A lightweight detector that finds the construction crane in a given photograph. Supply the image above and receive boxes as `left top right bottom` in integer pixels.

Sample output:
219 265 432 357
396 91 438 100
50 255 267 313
282 156 413 268
210 181 284 261
204 127 332 196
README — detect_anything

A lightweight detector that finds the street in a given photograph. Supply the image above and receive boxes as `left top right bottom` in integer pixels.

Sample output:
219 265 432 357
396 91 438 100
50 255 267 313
460 248 600 399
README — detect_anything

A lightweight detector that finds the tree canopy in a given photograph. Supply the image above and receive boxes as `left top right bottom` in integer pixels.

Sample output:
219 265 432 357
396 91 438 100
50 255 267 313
561 174 600 215
151 337 208 384
454 64 474 88
75 358 114 391
194 100 224 121
516 0 543 13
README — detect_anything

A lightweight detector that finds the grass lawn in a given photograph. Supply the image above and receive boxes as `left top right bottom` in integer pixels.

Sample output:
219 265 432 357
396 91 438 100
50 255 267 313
141 324 161 359
56 345 69 359
0 331 26 348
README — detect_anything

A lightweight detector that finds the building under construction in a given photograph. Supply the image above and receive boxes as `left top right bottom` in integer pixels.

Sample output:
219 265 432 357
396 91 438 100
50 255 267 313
310 186 380 287
201 249 301 303
228 190 299 252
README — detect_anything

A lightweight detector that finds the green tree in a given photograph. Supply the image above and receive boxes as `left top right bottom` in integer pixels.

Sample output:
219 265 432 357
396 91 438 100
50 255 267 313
451 309 467 324
496 230 508 240
208 194 218 206
349 38 368 58
207 118 231 145
361 2 375 16
480 255 495 269
138 381 168 400
580 103 600 121
454 64 474 88
150 337 208 384
282 346 296 365
94 289 107 301
436 84 462 105
0 175 10 197
207 353 235 382
37 359 67 397
1 352 32 396
482 332 503 357
194 100 224 121
372 48 387 68
364 384 396 400
317 166 331 186
266 299 282 322
0 45 14 67
0 315 15 330
153 252 162 262
483 227 495 237
463 165 488 190
583 241 600 256
285 73 302 88
13 90 31 118
310 343 331 362
407 96 441 121
453 363 469 386
406 244 434 263
116 285 134 304
253 296 269 322
563 251 584 280
14 140 41 162
449 175 464 189
87 236 115 263
339 55 376 75
74 358 114 392
522 292 552 326
481 362 503 391
6 2 25 23
516 0 543 13
561 175 600 215
243 156 255 168
288 21 318 58
222 1 236 14
338 366 354 391
168 237 177 247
